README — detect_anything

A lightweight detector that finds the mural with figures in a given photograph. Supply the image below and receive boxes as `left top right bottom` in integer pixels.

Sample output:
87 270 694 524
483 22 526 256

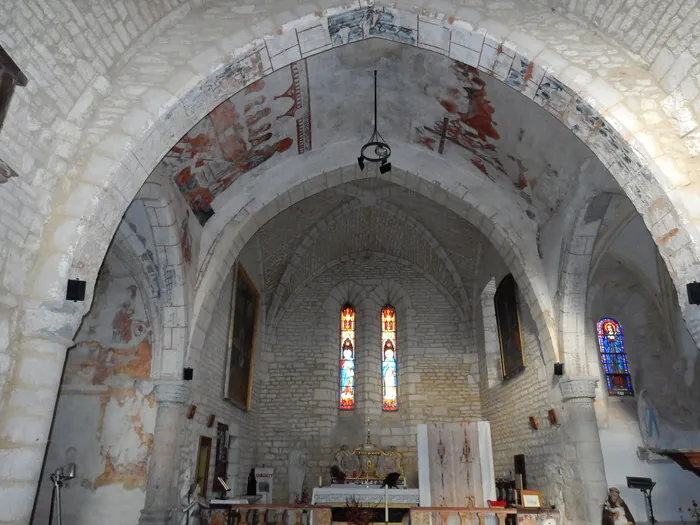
158 39 610 227
162 62 311 225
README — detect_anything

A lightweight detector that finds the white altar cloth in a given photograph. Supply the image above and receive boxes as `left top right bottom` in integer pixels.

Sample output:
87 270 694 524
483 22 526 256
311 486 420 506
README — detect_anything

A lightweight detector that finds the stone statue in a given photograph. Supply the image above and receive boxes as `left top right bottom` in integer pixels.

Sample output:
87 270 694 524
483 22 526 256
288 450 308 504
602 487 635 525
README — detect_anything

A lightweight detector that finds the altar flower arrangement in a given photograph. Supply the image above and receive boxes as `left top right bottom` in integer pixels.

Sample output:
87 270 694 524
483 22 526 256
345 497 376 525
294 487 310 505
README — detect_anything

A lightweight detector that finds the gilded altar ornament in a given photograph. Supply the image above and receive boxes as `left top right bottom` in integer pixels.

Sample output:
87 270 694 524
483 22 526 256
333 437 405 485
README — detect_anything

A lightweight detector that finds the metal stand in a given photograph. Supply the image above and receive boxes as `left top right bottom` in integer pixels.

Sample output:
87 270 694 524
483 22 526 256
48 464 75 525
642 487 657 525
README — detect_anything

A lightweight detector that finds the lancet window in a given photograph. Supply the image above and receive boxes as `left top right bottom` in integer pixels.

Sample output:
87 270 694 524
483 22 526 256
339 304 356 410
382 305 398 411
596 318 633 396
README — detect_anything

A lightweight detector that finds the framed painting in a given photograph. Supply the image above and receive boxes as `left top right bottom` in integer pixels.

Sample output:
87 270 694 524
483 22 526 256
494 274 526 379
520 489 543 508
224 263 259 411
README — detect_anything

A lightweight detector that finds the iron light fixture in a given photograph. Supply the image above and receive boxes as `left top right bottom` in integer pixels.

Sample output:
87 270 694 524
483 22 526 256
358 69 392 173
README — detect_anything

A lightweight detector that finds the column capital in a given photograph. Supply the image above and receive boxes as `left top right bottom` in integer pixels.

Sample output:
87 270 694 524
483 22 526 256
560 376 598 401
154 380 191 405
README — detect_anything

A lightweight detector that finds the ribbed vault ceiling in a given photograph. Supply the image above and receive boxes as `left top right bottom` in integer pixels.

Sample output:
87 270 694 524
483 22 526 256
253 179 501 318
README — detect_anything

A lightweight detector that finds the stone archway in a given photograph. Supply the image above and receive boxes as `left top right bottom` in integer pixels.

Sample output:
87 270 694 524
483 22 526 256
186 162 559 370
3 3 700 523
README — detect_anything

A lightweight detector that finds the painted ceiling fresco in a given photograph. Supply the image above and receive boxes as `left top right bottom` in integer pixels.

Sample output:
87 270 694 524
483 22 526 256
156 38 605 227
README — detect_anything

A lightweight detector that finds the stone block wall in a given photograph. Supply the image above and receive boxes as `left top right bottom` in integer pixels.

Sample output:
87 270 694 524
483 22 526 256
32 252 156 525
257 254 479 502
477 295 561 506
178 254 262 499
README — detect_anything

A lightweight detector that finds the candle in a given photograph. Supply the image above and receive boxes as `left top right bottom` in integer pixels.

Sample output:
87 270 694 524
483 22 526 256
385 485 389 522
318 474 323 487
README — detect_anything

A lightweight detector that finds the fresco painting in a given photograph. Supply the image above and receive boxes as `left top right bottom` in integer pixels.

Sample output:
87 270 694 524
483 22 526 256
505 56 544 99
533 75 573 117
328 6 416 46
415 63 507 182
180 211 192 267
164 61 311 225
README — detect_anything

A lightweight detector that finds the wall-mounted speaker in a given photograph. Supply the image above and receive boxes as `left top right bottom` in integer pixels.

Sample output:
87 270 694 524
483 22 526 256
183 367 194 381
66 279 86 302
553 362 564 376
688 282 700 305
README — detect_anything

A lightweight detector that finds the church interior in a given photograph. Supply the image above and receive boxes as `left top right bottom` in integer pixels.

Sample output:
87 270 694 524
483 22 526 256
1 3 700 525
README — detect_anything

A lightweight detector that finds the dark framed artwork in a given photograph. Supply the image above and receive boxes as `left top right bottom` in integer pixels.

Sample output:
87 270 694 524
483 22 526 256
224 263 259 411
195 436 212 497
494 274 525 379
214 422 229 495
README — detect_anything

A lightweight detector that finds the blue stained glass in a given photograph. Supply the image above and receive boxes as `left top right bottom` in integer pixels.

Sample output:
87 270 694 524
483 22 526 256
597 318 633 396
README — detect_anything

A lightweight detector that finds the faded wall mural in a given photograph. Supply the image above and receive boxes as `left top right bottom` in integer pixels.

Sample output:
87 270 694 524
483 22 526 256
159 39 610 229
163 62 311 225
34 253 156 525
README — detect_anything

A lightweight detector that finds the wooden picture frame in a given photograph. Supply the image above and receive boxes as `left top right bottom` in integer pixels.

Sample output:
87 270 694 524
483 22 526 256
494 274 526 379
521 489 543 508
224 262 259 411
195 436 212 497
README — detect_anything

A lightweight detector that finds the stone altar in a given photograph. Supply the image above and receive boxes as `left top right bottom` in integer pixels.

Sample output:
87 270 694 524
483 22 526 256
311 486 420 506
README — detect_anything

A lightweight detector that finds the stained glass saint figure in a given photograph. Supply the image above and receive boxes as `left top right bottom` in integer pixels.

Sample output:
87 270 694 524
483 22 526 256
339 305 356 410
596 318 633 396
382 306 398 411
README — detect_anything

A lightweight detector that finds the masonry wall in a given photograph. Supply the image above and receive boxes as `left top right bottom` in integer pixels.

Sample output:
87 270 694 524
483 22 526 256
32 252 156 525
178 246 264 500
477 279 561 506
257 253 479 503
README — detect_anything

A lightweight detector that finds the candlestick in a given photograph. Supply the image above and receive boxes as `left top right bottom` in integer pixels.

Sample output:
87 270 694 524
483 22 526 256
385 485 389 522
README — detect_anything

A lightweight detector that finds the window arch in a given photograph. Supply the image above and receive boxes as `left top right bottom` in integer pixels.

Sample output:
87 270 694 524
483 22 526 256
494 274 525 379
339 304 356 410
381 305 398 411
596 318 633 396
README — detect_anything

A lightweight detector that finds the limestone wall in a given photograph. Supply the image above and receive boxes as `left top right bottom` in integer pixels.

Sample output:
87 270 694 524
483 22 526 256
257 254 479 503
477 289 562 507
32 252 156 525
178 247 264 499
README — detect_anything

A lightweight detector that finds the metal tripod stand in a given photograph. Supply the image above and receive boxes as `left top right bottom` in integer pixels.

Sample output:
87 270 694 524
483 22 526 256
48 463 75 525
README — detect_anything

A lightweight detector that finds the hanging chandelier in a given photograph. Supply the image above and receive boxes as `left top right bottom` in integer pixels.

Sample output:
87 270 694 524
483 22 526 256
358 69 392 174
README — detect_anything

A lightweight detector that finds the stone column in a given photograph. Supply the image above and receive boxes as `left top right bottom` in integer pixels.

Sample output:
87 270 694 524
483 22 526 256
139 381 191 525
0 333 73 525
560 376 607 525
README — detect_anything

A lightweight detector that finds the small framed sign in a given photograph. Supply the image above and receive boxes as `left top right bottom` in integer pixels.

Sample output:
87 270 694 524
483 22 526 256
521 490 543 508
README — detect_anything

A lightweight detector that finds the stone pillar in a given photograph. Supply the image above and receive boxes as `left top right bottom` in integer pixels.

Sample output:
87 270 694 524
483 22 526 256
139 381 191 525
0 334 73 525
560 376 607 525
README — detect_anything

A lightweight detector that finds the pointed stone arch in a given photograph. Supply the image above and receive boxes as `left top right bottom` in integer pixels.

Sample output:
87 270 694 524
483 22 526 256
267 198 469 327
4 3 700 521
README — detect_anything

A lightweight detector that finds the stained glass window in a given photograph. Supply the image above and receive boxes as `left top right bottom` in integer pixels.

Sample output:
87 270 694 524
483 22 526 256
339 304 356 410
596 318 634 396
381 305 398 411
